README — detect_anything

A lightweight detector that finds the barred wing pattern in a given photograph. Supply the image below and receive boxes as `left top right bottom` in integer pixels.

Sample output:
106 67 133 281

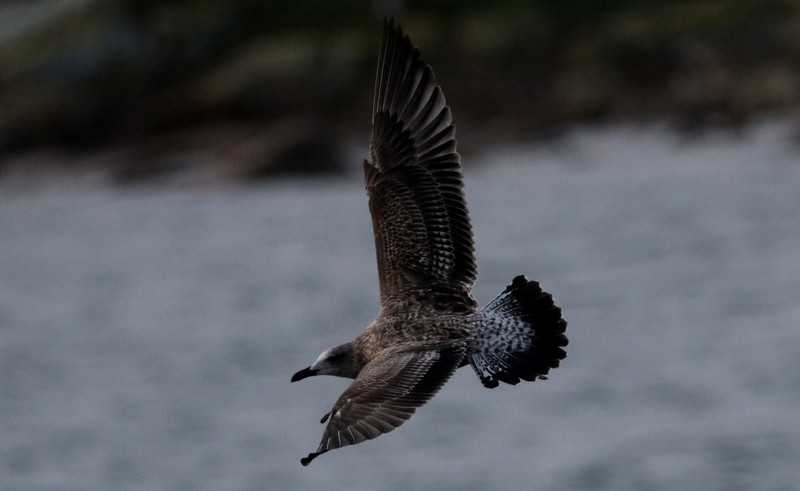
365 19 476 309
300 343 465 466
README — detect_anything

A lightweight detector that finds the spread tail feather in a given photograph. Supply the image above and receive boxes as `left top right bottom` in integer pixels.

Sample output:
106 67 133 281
468 275 568 388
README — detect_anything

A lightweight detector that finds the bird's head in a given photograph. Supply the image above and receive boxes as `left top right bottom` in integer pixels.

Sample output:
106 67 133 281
291 342 361 382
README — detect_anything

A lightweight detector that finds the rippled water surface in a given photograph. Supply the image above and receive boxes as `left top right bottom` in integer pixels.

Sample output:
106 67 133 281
2 123 799 490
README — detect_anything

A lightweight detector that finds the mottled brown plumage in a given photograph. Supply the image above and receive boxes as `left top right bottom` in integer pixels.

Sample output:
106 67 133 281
291 19 568 466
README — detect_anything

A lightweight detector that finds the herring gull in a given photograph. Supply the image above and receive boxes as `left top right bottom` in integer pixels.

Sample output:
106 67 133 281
291 19 568 466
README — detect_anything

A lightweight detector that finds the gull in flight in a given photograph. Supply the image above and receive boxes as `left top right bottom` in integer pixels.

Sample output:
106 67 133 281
291 19 568 466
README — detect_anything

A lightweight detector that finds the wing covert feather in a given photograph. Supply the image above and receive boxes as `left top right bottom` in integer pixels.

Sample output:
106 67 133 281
300 343 465 465
365 19 476 308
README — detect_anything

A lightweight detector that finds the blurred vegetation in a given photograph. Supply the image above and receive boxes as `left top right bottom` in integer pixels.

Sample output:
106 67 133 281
1 0 798 180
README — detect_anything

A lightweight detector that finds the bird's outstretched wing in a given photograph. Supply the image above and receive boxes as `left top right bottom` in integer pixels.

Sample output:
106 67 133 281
300 342 465 465
365 19 476 312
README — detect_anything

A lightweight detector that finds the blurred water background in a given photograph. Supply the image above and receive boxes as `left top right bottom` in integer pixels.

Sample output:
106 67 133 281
2 1 800 490
3 121 800 490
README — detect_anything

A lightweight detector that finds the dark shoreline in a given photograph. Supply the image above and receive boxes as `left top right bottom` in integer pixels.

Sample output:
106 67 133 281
1 1 799 182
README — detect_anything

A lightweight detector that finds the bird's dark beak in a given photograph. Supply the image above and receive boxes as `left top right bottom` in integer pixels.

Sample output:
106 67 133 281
291 366 317 382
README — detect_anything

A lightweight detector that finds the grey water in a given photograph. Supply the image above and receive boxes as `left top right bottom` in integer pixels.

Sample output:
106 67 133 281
2 122 799 490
